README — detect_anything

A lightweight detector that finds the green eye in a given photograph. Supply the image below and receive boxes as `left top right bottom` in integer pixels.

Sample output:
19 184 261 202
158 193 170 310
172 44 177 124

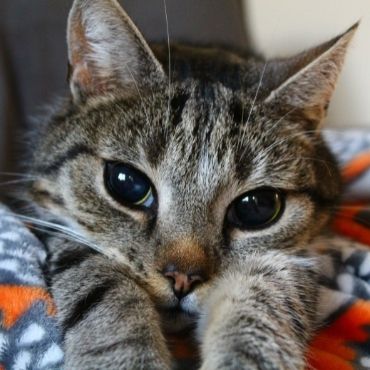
134 187 154 206
104 162 155 209
228 188 284 230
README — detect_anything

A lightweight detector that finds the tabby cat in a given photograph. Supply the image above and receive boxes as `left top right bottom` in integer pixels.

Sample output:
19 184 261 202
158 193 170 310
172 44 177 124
25 0 356 369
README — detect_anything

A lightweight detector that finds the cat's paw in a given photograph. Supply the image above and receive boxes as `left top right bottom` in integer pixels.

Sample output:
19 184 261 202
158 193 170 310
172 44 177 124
200 356 259 370
200 348 305 370
65 351 171 370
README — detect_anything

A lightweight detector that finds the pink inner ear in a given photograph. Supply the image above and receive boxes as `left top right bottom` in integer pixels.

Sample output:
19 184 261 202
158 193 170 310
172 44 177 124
72 64 93 93
69 11 110 98
67 0 165 103
69 10 90 67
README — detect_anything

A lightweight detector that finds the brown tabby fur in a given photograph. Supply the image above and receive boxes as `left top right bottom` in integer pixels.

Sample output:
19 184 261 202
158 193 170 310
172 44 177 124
24 0 357 368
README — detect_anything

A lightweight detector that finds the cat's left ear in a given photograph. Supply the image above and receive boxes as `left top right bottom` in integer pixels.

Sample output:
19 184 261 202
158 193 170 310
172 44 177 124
67 0 165 103
264 23 358 127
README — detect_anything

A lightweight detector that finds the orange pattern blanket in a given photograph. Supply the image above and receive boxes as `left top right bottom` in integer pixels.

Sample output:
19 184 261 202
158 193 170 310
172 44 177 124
0 147 370 370
308 151 370 370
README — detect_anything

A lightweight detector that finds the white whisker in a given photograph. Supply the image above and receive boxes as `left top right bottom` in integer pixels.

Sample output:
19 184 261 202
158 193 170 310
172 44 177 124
122 64 151 126
254 129 321 163
238 62 267 149
26 224 100 251
0 172 37 179
163 0 172 127
264 107 298 137
13 214 122 261
0 179 35 187
246 62 267 126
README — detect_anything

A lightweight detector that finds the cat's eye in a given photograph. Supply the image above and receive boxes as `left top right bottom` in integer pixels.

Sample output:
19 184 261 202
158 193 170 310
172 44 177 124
228 188 284 230
104 162 155 209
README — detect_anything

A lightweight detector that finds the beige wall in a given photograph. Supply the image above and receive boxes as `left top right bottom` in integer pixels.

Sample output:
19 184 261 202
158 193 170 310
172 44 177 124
244 0 370 129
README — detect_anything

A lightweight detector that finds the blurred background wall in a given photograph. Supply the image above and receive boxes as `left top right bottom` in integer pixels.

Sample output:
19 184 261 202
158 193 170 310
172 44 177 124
244 0 370 129
0 0 370 174
0 0 247 173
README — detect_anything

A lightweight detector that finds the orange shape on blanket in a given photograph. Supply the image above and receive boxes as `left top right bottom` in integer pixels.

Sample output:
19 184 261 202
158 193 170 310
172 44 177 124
341 151 370 183
333 205 370 246
307 300 370 370
0 285 56 329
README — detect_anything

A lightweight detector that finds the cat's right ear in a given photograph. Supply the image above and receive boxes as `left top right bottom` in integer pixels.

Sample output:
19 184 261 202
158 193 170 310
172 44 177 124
67 0 165 104
262 23 357 128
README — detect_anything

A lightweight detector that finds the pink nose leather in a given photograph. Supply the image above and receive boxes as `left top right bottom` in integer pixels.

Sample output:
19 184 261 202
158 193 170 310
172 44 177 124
164 270 204 299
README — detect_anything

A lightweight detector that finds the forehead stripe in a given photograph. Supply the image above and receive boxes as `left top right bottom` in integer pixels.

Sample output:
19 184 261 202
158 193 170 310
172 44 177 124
37 144 94 175
170 92 189 127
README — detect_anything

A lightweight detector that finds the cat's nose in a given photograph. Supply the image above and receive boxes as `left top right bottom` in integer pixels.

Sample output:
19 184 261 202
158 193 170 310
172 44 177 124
163 265 205 300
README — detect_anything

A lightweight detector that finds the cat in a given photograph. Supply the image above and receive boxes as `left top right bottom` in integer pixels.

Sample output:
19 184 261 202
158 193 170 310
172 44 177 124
24 0 357 368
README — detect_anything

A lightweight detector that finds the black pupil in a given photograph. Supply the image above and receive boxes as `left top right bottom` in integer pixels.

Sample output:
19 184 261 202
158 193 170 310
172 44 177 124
233 189 281 229
106 163 151 205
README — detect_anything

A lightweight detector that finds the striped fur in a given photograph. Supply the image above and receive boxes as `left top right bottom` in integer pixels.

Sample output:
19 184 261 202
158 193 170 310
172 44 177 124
24 0 357 368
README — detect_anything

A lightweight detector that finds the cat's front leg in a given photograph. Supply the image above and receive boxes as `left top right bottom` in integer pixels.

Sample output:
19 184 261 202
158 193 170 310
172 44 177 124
51 251 171 370
198 252 318 370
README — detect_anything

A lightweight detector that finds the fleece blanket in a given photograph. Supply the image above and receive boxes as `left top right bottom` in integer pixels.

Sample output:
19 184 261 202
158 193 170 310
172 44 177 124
0 130 370 370
0 207 63 370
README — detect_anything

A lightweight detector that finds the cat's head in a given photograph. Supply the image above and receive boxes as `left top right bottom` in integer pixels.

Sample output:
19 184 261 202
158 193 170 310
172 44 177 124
28 0 356 330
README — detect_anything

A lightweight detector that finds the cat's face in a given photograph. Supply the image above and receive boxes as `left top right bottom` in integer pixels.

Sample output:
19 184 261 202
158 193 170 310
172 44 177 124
28 0 354 331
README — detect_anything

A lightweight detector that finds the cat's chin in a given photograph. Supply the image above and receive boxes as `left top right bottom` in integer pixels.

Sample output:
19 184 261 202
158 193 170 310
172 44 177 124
156 291 201 332
158 306 198 333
